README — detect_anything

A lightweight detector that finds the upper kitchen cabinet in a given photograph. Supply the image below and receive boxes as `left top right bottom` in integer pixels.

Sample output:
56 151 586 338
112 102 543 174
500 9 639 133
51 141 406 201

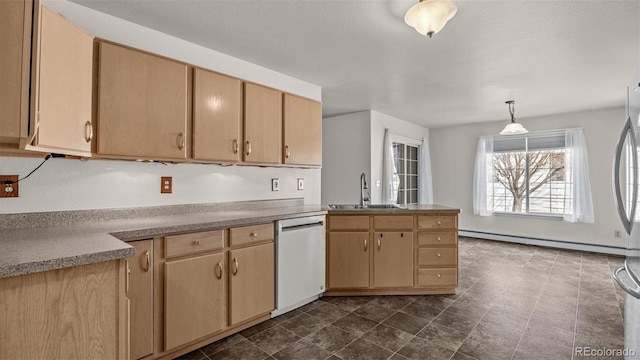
193 68 242 162
0 0 31 150
1 1 94 156
29 5 94 157
283 94 322 166
243 83 281 165
96 42 189 160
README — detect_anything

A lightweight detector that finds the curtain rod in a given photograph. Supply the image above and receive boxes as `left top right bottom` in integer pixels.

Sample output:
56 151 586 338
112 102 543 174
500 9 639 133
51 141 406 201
479 127 582 140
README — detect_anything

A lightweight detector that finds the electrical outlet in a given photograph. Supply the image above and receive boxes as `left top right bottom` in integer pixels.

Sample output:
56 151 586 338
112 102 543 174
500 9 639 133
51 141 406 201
614 230 622 238
271 178 280 191
0 175 19 198
297 178 304 190
161 177 172 194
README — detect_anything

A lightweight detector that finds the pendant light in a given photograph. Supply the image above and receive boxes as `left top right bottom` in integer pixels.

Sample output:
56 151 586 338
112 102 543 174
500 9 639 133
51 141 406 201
500 100 528 135
404 0 458 38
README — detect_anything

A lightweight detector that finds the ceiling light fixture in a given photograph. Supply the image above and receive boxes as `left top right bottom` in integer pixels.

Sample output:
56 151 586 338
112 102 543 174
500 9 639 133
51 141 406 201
500 100 528 135
404 0 458 38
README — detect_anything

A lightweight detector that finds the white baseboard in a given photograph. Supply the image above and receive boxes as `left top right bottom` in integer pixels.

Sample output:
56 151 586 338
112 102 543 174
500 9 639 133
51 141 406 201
459 230 627 256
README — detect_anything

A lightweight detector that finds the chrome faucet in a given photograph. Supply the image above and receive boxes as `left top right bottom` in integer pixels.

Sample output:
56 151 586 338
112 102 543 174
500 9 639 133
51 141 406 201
360 172 370 207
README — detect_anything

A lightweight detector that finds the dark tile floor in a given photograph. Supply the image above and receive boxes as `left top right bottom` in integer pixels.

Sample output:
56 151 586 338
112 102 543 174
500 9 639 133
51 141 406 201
177 237 626 360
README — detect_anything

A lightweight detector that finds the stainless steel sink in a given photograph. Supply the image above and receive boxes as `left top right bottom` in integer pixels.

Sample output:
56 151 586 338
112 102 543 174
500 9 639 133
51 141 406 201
328 204 401 210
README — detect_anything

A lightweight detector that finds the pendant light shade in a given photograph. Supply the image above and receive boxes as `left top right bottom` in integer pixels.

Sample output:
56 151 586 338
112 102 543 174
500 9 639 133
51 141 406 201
500 100 528 135
404 0 458 38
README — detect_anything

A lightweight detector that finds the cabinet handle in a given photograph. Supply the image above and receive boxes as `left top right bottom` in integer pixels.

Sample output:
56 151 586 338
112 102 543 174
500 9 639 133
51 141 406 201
84 121 93 143
285 145 290 159
233 258 239 275
377 238 381 250
125 261 131 294
437 273 441 278
436 220 442 225
215 262 223 279
232 139 239 154
437 236 442 241
143 250 150 272
245 141 252 156
437 252 442 257
192 240 201 246
249 232 258 238
363 239 368 251
178 133 185 150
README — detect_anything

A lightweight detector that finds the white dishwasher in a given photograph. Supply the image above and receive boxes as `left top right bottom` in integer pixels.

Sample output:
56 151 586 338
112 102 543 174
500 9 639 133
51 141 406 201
272 215 326 317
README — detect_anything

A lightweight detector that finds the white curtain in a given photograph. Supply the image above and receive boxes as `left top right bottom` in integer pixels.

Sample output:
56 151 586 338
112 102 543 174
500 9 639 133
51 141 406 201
564 128 595 223
382 129 398 204
473 137 494 216
419 139 433 204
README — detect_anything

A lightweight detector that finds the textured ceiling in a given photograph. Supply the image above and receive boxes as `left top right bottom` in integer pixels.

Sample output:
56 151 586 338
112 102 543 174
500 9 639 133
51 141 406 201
71 0 640 128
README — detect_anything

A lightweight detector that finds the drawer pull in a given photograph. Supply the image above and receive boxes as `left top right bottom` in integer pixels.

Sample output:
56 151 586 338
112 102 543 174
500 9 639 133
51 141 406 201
377 238 381 250
437 252 442 257
249 232 258 238
233 258 239 275
437 220 442 225
364 239 368 251
215 262 223 279
437 273 441 278
143 250 150 272
192 240 201 246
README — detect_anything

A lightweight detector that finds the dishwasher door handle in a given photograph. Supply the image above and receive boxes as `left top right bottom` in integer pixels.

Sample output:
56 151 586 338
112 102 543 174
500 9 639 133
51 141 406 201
281 221 325 232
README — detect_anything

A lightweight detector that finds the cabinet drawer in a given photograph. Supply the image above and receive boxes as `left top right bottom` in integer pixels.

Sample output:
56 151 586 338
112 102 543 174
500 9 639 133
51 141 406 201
373 216 413 230
230 223 274 247
417 268 457 287
165 230 224 258
329 216 369 231
417 215 456 230
418 248 457 266
418 231 457 246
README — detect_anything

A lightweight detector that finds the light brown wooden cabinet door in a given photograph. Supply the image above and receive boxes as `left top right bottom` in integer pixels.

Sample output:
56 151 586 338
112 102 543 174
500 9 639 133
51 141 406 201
229 242 275 325
283 94 322 166
328 232 370 289
243 83 281 164
29 5 94 156
164 252 225 351
193 68 242 162
127 240 154 360
373 232 414 288
97 42 189 160
0 0 31 148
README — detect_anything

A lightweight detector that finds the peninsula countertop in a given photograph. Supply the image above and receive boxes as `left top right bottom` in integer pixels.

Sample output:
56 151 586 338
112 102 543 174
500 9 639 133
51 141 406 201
0 199 326 279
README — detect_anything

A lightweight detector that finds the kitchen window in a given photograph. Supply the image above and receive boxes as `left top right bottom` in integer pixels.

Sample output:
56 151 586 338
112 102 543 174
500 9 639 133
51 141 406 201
393 142 419 205
473 128 594 223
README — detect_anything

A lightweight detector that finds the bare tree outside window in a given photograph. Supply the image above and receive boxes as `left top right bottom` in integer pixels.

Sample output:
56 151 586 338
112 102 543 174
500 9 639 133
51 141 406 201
492 150 565 212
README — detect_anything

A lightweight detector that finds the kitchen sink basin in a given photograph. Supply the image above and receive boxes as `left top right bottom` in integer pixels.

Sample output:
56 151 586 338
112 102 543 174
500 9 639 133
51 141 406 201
328 204 401 210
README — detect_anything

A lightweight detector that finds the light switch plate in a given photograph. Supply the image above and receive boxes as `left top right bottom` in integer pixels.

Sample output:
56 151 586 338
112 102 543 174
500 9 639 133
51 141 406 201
271 178 280 191
297 178 304 190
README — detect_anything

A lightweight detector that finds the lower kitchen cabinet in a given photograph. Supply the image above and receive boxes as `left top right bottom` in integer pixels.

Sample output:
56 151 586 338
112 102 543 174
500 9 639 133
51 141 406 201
373 232 413 288
164 252 226 351
328 232 370 289
126 239 154 360
229 242 275 325
326 212 459 295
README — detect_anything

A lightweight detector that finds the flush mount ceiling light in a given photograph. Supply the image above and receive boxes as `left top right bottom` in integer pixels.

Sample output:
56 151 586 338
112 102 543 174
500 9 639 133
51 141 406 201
404 0 458 38
500 100 528 135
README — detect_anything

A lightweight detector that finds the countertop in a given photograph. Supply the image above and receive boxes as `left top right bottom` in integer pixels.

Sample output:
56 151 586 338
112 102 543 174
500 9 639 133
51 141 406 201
326 203 460 215
0 200 326 279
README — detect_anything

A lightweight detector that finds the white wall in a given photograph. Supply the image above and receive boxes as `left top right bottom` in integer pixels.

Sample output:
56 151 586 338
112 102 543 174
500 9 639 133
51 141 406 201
430 106 625 248
321 111 371 205
0 0 322 214
370 111 430 204
321 110 430 205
